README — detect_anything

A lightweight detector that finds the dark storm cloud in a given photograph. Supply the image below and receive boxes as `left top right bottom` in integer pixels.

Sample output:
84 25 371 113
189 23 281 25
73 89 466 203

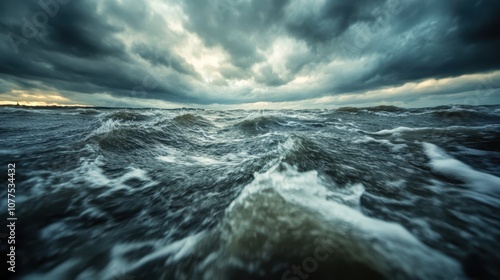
0 0 198 103
0 0 499 106
0 0 125 58
132 43 200 77
359 0 500 91
284 0 386 45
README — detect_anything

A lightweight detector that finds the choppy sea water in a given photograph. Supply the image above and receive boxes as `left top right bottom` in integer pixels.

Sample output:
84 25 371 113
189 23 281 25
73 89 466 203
1 105 499 280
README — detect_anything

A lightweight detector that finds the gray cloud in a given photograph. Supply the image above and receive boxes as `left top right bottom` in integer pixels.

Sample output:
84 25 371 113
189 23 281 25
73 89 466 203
285 0 386 45
132 43 200 77
180 0 291 69
365 0 500 86
0 0 499 107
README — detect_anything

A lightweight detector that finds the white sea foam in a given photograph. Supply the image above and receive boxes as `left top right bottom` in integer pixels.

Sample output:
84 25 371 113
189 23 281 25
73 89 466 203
157 155 177 163
334 124 360 133
457 146 500 157
354 136 407 152
64 156 158 197
423 142 500 194
85 118 120 139
78 156 111 187
157 151 247 166
371 126 430 135
371 124 500 136
135 232 205 268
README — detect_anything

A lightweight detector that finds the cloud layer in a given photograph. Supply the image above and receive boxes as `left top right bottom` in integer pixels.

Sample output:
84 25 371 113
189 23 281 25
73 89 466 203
0 0 499 107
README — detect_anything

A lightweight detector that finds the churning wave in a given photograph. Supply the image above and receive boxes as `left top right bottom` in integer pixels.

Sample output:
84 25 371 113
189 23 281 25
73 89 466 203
0 105 499 279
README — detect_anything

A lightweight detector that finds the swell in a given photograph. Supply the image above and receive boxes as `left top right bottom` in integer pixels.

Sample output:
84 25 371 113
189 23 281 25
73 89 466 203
104 110 150 121
233 115 286 134
172 113 214 127
427 106 500 121
278 135 337 171
86 120 185 152
87 112 220 152
337 105 403 113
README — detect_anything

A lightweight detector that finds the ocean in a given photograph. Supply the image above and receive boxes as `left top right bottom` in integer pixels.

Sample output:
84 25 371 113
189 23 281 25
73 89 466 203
1 105 499 280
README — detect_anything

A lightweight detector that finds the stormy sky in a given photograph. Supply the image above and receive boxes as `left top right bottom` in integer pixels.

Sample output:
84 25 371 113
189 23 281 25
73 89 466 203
0 0 499 108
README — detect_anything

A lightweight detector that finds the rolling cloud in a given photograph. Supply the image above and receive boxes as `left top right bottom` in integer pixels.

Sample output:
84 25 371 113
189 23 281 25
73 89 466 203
0 0 499 107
